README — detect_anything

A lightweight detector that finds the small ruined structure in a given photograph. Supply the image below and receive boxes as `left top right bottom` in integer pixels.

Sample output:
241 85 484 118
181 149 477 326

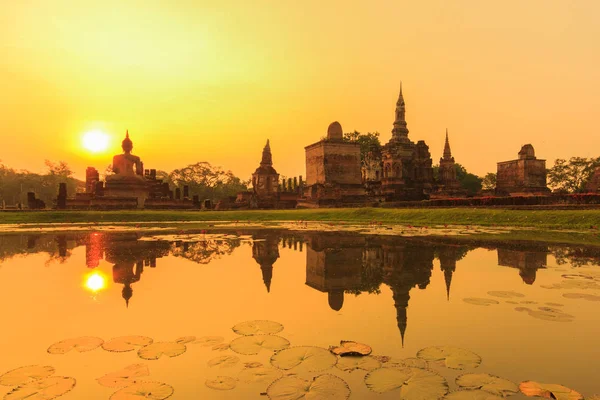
61 131 199 209
361 143 383 196
302 121 366 205
586 166 600 192
496 144 550 196
371 84 434 200
432 129 466 197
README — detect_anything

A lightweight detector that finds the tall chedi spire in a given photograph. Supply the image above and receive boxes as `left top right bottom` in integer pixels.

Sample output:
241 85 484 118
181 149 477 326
443 128 453 160
392 81 409 141
260 139 273 167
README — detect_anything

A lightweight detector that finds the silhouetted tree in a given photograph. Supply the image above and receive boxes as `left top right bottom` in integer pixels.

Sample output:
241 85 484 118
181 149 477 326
481 173 497 191
343 131 382 162
547 157 600 193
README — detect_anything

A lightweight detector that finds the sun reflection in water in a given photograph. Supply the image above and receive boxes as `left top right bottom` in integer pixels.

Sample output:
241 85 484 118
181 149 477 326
84 271 107 293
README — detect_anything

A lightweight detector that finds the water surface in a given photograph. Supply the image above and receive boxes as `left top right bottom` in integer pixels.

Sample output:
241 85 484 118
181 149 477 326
0 231 598 398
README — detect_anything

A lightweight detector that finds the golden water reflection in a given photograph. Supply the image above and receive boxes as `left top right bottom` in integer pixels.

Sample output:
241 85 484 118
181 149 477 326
0 231 599 398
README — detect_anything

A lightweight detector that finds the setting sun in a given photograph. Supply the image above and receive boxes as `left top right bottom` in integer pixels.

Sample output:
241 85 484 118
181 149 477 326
82 130 110 153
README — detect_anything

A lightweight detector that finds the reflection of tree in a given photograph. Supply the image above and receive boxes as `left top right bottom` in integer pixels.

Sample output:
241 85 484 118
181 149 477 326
551 246 600 267
170 238 241 264
0 234 82 265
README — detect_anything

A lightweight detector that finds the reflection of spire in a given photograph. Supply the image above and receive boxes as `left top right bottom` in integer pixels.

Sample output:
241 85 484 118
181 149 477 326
122 283 132 308
438 248 457 301
389 284 409 348
252 236 280 293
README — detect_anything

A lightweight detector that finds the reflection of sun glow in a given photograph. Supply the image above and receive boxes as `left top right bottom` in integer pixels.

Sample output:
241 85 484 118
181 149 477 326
82 130 110 153
85 271 107 293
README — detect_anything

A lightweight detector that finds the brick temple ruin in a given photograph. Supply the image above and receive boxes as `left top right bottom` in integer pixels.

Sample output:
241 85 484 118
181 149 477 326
496 144 551 196
58 131 200 209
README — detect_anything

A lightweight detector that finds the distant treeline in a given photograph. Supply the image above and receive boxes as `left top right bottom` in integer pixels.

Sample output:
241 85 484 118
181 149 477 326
0 161 83 207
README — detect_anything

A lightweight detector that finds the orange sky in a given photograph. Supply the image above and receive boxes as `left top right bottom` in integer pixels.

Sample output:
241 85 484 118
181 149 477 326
1 0 599 181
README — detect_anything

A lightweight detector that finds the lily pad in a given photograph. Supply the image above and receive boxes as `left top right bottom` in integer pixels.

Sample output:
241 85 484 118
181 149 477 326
487 291 525 298
514 307 574 323
110 381 174 399
329 340 372 356
545 302 564 307
270 346 337 373
232 320 284 336
207 355 240 369
230 335 290 355
174 336 196 344
102 336 153 352
244 362 263 368
371 355 392 363
191 336 224 347
462 298 500 306
365 367 449 399
519 381 583 400
336 356 381 372
541 280 600 290
238 367 283 384
0 366 55 386
267 374 350 400
444 389 504 400
5 376 76 400
416 346 482 370
97 364 150 388
47 337 104 354
212 343 230 351
562 292 600 301
387 358 429 370
456 373 519 396
205 376 237 391
137 342 186 360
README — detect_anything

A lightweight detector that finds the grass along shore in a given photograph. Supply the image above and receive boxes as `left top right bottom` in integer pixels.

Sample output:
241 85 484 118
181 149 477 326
1 208 600 230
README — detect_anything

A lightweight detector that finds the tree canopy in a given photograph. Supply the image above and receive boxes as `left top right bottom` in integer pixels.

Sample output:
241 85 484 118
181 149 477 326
167 162 250 201
343 131 382 161
547 157 600 193
433 163 482 195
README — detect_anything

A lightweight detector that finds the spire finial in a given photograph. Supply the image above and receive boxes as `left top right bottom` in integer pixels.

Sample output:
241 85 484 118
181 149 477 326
443 129 452 159
400 81 403 95
126 129 129 139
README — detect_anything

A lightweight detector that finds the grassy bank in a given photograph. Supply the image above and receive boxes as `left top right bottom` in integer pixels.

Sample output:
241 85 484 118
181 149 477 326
1 208 600 230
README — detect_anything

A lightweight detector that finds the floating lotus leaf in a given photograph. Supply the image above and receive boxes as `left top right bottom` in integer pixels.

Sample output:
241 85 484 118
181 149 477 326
365 367 448 399
110 381 174 399
519 381 583 400
398 358 429 370
456 373 519 396
561 274 595 280
563 292 600 301
462 298 500 306
212 343 230 351
207 355 240 368
416 346 481 369
205 376 237 390
175 336 196 344
230 335 290 355
270 346 337 373
487 291 524 298
102 336 153 352
371 355 391 363
238 367 283 384
545 302 564 307
244 362 263 368
329 340 372 356
191 336 224 346
336 356 381 372
514 307 574 323
47 337 104 354
520 301 538 305
137 342 186 360
267 374 350 400
444 389 504 400
0 366 55 386
541 280 600 290
97 364 150 388
232 320 284 336
5 376 76 400
505 301 519 305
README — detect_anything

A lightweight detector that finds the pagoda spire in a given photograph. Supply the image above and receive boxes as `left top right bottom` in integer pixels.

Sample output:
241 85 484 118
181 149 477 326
392 81 409 140
260 139 273 167
443 129 452 160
